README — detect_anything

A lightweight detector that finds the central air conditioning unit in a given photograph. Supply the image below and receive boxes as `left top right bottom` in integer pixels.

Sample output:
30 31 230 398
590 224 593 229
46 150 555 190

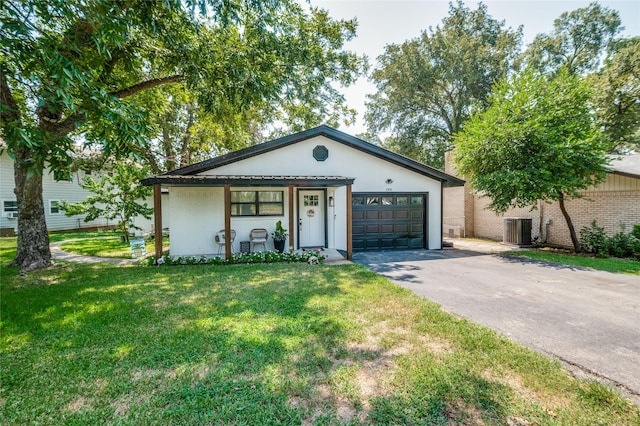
503 218 532 246
6 212 18 219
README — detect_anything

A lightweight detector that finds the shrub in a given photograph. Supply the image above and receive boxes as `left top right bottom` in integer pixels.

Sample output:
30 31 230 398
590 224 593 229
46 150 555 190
147 250 326 267
579 221 607 256
579 221 640 260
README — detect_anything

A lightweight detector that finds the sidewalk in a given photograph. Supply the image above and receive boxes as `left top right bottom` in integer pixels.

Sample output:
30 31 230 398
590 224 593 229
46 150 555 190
445 238 520 254
50 241 141 266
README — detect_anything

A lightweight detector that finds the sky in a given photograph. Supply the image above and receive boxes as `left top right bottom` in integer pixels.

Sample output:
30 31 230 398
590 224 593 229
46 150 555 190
309 0 640 135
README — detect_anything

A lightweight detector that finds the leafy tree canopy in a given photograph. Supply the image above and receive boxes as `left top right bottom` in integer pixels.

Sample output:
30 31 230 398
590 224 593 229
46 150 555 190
523 2 622 75
0 0 365 270
454 68 610 251
365 1 522 168
589 37 640 152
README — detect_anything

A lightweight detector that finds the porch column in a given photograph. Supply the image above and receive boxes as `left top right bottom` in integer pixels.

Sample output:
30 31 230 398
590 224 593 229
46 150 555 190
224 184 232 259
153 184 162 264
288 184 294 250
346 184 352 260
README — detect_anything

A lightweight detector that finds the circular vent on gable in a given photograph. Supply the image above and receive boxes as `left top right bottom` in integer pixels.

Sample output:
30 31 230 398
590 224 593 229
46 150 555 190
313 145 329 161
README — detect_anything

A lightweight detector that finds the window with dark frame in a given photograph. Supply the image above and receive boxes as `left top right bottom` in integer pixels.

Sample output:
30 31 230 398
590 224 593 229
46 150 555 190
3 200 18 214
230 191 284 216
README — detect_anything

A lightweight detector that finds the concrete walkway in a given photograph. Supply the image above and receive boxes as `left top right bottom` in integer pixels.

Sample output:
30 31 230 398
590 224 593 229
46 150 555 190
353 240 640 403
50 240 141 266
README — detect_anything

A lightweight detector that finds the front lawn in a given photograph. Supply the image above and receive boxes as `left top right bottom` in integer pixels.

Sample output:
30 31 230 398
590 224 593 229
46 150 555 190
59 236 169 258
505 249 640 275
2 262 638 424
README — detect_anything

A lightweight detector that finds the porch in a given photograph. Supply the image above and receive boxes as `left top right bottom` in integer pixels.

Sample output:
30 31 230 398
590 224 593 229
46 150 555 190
141 175 355 264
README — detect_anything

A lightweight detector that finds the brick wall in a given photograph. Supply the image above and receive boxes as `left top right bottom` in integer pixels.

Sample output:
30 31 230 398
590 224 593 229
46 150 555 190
543 190 640 248
442 150 640 247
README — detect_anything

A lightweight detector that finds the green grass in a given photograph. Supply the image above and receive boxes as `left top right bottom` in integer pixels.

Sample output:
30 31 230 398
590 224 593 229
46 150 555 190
505 249 640 275
60 236 168 258
48 229 118 243
2 261 639 424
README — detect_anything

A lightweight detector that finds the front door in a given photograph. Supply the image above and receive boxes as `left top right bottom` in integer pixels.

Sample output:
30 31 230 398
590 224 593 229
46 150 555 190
298 190 325 248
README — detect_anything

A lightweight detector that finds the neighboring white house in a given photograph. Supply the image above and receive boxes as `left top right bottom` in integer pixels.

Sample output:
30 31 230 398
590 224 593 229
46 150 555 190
142 125 464 259
0 150 112 236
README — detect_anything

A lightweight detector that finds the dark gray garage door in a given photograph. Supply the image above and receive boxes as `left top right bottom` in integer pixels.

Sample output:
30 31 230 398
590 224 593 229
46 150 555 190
352 193 427 251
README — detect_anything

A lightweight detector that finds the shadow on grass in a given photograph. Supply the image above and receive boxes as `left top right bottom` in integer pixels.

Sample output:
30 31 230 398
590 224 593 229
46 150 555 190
1 263 351 423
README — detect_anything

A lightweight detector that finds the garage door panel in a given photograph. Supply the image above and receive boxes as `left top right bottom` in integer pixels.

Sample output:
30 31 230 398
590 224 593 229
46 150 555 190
380 224 394 233
410 224 423 233
366 211 379 219
366 224 380 233
352 192 427 251
380 211 393 219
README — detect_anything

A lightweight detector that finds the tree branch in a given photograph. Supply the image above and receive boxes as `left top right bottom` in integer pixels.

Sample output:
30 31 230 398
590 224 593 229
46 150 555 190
0 72 22 125
111 75 183 99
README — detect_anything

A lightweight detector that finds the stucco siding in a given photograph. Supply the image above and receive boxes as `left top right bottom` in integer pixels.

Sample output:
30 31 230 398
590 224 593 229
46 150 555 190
207 135 443 249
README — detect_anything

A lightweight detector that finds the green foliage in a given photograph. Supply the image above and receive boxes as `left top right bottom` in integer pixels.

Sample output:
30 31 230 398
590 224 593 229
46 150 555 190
455 69 609 214
579 221 608 256
0 0 365 268
506 249 640 276
589 37 640 151
365 1 522 168
3 261 639 423
60 161 153 242
149 250 324 266
580 221 640 260
523 2 622 75
271 220 288 242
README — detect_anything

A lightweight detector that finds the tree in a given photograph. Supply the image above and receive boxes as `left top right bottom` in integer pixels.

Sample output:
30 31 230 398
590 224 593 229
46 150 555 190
61 161 153 243
454 69 610 252
365 1 521 168
523 2 621 75
589 37 640 152
0 0 365 270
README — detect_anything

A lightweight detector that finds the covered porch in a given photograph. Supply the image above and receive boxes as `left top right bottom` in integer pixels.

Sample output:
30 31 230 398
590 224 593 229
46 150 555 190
141 175 355 264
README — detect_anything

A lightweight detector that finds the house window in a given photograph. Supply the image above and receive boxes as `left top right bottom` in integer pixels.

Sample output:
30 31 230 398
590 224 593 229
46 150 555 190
49 200 61 215
303 195 319 206
231 191 284 216
3 200 18 216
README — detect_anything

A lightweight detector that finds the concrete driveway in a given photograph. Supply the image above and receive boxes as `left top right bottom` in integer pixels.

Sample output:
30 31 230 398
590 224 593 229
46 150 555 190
353 243 640 401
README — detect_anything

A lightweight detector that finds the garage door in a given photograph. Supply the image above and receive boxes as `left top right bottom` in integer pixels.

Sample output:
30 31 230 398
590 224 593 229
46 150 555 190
352 193 427 251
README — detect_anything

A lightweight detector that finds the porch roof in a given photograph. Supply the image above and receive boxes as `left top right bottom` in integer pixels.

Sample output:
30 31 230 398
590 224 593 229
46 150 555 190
141 174 355 187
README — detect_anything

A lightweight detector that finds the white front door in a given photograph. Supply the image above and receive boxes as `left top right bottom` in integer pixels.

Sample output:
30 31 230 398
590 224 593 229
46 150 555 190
298 190 325 248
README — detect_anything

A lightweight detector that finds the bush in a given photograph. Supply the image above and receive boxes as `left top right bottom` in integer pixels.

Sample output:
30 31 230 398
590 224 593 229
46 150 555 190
579 221 640 260
147 250 326 267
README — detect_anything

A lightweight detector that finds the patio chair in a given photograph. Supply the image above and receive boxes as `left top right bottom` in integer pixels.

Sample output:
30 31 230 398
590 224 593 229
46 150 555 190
214 229 236 255
249 228 268 252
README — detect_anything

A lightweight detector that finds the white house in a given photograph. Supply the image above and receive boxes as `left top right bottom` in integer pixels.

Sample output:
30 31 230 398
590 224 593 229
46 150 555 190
0 150 111 236
142 125 464 260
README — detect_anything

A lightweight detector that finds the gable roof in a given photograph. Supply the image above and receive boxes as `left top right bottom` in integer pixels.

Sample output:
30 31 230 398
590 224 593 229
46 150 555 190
163 125 465 187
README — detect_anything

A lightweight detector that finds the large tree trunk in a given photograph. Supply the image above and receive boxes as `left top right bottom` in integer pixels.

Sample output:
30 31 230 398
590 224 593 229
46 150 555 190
10 147 51 271
558 192 581 253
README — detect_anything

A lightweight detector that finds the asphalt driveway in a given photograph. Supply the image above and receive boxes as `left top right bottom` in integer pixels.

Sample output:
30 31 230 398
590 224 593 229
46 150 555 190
353 244 640 400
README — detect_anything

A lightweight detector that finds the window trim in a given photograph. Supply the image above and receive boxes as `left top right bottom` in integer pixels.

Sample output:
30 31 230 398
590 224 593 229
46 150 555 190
2 199 18 217
230 190 284 217
49 199 62 215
